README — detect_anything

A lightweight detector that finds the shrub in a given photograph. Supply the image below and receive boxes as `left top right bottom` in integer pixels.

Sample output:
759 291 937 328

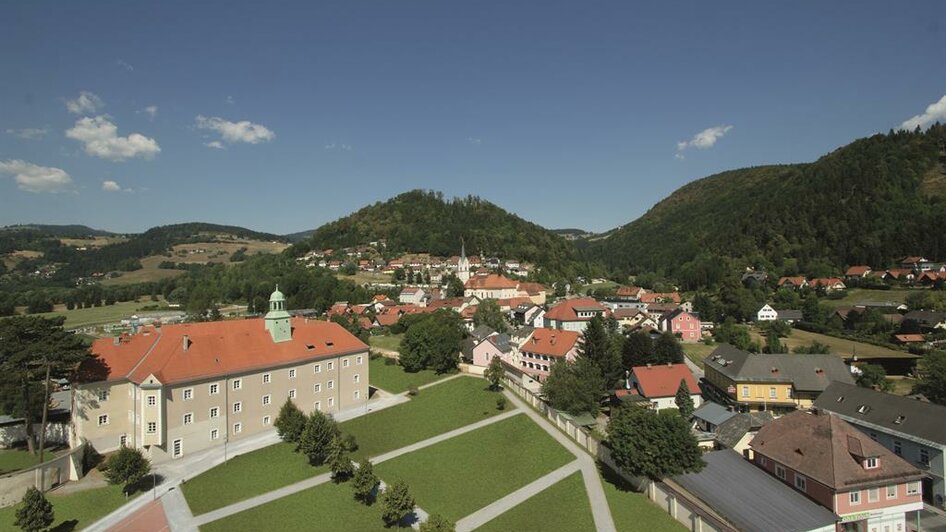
496 396 507 411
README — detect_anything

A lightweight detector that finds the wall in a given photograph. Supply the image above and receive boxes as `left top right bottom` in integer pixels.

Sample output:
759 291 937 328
0 442 85 508
0 422 69 449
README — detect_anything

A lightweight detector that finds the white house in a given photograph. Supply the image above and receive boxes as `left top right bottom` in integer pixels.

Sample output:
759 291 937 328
756 304 778 322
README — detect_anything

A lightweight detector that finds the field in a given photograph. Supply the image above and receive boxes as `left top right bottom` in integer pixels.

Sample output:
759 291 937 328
580 281 620 295
0 484 139 532
32 299 172 329
59 236 128 248
820 288 916 309
334 271 393 285
477 472 595 532
368 333 403 353
368 356 446 394
0 445 65 475
681 342 717 369
888 376 919 396
374 414 574 521
752 328 916 360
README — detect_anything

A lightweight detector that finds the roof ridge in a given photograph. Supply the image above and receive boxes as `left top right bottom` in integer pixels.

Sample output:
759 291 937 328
125 329 163 380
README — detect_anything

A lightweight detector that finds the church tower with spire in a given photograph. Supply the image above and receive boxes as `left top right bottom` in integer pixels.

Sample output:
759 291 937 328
457 239 471 283
264 285 292 343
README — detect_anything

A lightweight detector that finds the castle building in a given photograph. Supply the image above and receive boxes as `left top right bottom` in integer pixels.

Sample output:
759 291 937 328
73 287 369 463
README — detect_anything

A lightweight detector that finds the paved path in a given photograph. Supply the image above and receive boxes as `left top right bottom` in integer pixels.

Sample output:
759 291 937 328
683 354 705 380
109 499 169 532
160 488 194 531
502 390 617 532
455 461 580 531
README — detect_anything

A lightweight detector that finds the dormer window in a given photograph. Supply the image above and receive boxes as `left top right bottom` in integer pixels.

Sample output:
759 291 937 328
865 457 879 469
836 396 845 403
894 415 905 424
857 405 871 414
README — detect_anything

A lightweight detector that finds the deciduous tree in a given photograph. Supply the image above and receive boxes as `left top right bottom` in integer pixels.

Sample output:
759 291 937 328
15 487 54 532
274 398 306 444
380 480 415 527
352 460 380 504
542 357 606 416
103 446 151 495
484 356 504 390
607 405 704 480
297 411 339 466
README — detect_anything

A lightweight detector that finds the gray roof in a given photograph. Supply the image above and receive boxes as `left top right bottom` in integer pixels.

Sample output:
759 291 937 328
814 381 946 446
692 401 738 427
716 411 774 449
672 450 839 532
705 344 854 392
487 333 513 354
776 310 803 321
903 310 946 326
470 325 496 341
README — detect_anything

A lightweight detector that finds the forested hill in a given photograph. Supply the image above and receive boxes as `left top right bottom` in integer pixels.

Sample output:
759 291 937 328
0 224 115 237
586 125 946 282
291 190 588 279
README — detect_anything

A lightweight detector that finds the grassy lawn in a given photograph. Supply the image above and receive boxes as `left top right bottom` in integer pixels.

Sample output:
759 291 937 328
600 465 685 532
368 356 446 393
821 288 917 309
751 328 916 360
375 414 574 522
681 342 716 369
368 334 403 352
0 445 65 475
889 376 918 396
182 443 327 516
580 281 620 295
31 299 170 329
200 471 394 532
477 471 595 532
334 271 393 286
0 484 140 532
183 377 501 515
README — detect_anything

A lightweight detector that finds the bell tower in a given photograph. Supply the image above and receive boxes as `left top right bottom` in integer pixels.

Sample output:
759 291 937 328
457 239 471 284
264 285 292 343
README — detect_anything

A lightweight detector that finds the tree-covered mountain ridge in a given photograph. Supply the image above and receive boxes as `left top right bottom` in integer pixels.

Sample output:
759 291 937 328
586 125 946 279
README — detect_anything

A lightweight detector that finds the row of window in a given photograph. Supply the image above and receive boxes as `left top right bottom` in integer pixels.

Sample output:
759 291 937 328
762 455 918 502
523 361 550 372
740 385 793 400
869 433 932 465
142 372 362 408
523 352 552 362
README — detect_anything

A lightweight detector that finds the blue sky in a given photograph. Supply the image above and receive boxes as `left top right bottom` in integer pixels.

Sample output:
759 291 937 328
2 1 945 235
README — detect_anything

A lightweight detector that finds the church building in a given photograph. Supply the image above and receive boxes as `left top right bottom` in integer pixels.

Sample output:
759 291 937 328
73 286 370 463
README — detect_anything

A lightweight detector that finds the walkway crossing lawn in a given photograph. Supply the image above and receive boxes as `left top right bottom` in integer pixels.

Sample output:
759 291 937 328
476 471 595 532
182 442 328 516
0 484 138 532
200 479 392 532
368 356 448 393
182 377 500 515
600 466 685 532
374 414 574 522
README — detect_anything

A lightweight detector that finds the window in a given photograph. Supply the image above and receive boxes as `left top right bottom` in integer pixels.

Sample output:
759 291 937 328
314 364 321 373
907 482 920 496
263 415 271 425
209 383 220 395
289 389 296 399
741 386 750 398
210 429 219 440
147 395 157 406
857 405 871 414
787 388 794 399
353 374 360 383
183 413 193 425
328 397 334 407
262 373 271 384
233 422 242 434
314 383 321 393
354 390 360 400
147 422 157 433
262 394 271 406
849 491 861 505
315 401 321 411
97 414 109 426
232 379 242 391
866 457 878 469
920 449 930 465
894 440 902 456
343 358 350 368
183 388 193 400
233 401 242 413
328 380 334 390
97 389 109 402
210 407 219 418
769 387 777 399
887 485 897 499
172 439 183 458
868 488 879 503
775 464 786 480
328 361 334 370
795 474 807 492
288 368 296 379
357 356 363 365
759 456 767 467
119 434 127 447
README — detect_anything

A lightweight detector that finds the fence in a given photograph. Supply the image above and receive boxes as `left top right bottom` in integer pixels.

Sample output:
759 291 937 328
0 441 87 508
502 373 733 532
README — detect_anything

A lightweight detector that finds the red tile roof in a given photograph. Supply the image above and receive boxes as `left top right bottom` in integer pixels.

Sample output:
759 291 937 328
893 334 926 344
517 282 548 296
809 278 845 288
89 318 368 386
845 266 871 276
616 286 644 298
520 328 581 358
631 364 699 399
544 297 606 322
640 292 681 304
464 274 519 290
777 276 807 287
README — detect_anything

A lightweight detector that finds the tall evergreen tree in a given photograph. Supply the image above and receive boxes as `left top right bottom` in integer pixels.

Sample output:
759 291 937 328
578 315 624 388
622 331 655 368
674 379 695 419
15 487 54 532
653 332 684 364
298 411 339 466
328 435 355 481
274 398 306 444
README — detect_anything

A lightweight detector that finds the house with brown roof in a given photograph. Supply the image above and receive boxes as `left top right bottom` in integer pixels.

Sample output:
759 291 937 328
809 277 847 292
543 297 608 332
398 286 427 306
515 328 580 380
750 410 924 532
75 287 369 463
777 276 809 290
845 266 872 278
463 274 521 300
627 363 702 411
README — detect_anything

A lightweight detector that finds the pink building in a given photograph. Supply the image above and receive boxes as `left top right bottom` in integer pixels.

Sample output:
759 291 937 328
659 308 701 343
518 328 580 380
471 335 511 368
750 410 924 532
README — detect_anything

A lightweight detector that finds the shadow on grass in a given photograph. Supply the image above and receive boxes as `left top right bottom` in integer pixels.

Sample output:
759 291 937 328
599 462 647 494
49 519 79 532
127 473 166 496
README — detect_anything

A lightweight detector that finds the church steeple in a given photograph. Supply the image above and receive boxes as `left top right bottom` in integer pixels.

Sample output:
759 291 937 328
457 239 470 284
264 284 292 343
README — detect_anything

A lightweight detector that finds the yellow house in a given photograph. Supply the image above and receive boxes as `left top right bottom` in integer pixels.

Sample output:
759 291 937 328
703 344 854 413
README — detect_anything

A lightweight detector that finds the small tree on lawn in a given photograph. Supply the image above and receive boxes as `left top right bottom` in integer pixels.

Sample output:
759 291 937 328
380 479 415 527
607 404 703 480
420 514 456 532
274 397 306 443
297 411 339 466
104 446 151 495
484 356 504 390
675 379 695 420
328 435 355 482
352 460 380 504
15 487 54 532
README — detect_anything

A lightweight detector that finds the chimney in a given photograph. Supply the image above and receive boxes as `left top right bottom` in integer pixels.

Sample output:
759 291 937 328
550 335 556 345
113 336 120 346
183 335 190 352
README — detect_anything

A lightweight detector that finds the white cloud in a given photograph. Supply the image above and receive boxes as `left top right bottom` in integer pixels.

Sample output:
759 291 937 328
323 143 352 151
116 59 134 72
466 137 482 146
0 160 73 193
66 116 161 161
6 128 48 140
65 91 104 115
900 94 946 131
205 141 226 150
675 125 733 158
195 115 275 145
226 96 236 105
102 180 122 192
141 105 158 120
